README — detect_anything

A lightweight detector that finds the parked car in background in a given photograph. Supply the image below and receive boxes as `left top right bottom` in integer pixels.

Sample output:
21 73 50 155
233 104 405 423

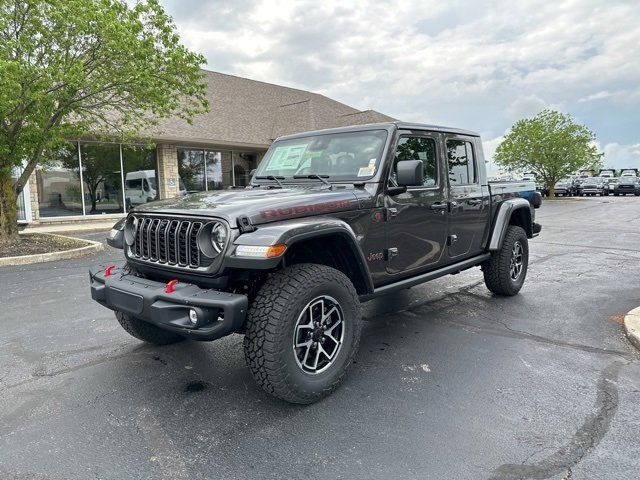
607 178 619 193
554 179 573 196
574 177 588 196
580 176 607 196
620 169 638 177
614 176 640 196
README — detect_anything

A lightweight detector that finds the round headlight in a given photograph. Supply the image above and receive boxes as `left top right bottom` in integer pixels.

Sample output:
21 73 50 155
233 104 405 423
124 216 138 246
211 222 227 253
197 221 228 258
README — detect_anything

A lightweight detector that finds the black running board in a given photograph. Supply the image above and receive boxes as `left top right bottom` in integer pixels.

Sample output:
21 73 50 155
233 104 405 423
359 253 491 302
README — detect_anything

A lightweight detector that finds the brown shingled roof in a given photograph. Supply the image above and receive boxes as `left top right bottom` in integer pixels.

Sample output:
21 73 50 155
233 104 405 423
151 70 396 148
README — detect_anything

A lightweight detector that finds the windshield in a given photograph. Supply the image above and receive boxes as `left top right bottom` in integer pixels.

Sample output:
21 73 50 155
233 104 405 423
147 177 156 190
254 130 388 182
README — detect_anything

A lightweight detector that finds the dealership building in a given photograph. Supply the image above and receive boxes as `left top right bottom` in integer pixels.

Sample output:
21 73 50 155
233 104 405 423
15 70 393 223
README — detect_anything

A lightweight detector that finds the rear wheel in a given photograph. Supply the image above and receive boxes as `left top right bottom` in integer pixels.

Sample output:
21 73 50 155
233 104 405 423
115 311 184 345
243 263 362 404
482 225 528 296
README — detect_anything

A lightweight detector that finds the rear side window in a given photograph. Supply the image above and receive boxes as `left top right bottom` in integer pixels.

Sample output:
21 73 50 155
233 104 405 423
446 140 476 185
393 136 438 187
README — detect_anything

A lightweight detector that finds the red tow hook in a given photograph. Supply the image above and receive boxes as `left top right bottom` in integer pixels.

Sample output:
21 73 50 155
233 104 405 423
104 264 117 277
165 279 179 293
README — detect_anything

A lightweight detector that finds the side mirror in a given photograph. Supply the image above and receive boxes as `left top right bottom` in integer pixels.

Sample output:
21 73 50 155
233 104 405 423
396 160 424 186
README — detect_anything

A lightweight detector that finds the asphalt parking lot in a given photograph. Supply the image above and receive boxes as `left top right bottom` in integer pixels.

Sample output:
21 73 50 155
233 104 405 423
1 197 639 480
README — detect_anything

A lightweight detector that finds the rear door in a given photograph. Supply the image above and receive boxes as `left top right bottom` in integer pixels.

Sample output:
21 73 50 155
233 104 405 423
444 135 489 258
384 131 448 276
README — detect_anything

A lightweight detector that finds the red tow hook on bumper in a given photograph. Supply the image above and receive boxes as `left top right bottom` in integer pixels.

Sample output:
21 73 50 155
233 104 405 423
165 279 179 293
104 264 117 277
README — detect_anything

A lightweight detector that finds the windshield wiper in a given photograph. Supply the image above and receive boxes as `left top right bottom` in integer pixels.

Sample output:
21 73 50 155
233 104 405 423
293 174 331 187
255 175 285 188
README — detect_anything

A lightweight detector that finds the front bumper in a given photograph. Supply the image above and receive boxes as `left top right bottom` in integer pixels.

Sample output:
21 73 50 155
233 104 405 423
90 266 248 341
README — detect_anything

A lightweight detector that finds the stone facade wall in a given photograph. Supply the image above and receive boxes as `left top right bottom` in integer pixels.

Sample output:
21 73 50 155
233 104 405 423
156 144 180 199
29 171 39 221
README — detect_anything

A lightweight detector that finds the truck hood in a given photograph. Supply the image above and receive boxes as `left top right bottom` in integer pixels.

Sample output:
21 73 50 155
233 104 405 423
132 186 364 227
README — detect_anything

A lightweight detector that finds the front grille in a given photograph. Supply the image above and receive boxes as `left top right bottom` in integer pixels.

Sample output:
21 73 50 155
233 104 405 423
128 215 213 270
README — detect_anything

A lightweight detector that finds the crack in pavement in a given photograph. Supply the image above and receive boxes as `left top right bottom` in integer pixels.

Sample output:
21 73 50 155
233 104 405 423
488 361 627 480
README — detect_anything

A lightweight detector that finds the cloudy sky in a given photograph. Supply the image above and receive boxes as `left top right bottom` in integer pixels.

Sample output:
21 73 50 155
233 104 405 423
162 0 639 172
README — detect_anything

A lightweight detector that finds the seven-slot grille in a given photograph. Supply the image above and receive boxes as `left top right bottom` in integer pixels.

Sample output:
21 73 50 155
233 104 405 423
128 216 214 269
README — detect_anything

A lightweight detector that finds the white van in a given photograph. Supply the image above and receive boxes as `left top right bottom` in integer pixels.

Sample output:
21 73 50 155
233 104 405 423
125 170 187 209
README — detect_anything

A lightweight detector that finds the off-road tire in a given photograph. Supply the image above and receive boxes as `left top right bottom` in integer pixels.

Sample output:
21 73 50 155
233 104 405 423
115 311 184 345
243 263 362 404
482 225 528 296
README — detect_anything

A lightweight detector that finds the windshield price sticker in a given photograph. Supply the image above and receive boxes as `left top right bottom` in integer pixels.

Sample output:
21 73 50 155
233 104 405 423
357 158 377 177
358 166 375 177
267 144 307 169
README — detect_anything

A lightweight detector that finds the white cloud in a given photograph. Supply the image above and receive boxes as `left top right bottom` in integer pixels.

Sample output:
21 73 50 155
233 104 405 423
505 95 547 121
578 91 613 103
482 136 505 175
601 142 640 170
162 0 640 149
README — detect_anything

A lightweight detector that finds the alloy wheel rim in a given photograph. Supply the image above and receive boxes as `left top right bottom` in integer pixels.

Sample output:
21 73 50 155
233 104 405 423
510 241 524 280
293 295 344 374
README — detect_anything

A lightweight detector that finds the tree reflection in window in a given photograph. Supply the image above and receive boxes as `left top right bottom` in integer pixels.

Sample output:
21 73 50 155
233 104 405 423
447 140 476 185
393 137 437 187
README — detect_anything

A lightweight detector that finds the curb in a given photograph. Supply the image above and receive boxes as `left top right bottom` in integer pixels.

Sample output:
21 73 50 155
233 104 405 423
623 306 640 351
0 233 104 267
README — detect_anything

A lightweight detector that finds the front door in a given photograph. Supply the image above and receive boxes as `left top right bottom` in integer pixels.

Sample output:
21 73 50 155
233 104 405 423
385 133 448 276
444 136 489 258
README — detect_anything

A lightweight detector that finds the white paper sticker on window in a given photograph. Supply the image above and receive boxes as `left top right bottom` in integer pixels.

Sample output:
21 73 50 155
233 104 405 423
358 166 375 177
266 145 307 169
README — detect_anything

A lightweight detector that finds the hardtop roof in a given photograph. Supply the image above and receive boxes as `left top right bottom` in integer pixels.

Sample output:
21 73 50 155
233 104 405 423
275 121 480 141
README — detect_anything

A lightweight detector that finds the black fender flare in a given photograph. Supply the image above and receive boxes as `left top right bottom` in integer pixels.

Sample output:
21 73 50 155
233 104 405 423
488 198 532 251
226 217 374 294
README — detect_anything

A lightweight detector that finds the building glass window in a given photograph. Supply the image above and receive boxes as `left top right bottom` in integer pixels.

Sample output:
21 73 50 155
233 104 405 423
37 143 84 217
177 147 259 192
79 143 123 214
177 148 206 193
232 151 257 187
205 150 223 190
122 145 158 211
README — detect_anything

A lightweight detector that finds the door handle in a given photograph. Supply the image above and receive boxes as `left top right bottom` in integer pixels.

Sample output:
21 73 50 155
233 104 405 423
430 202 447 211
468 199 482 206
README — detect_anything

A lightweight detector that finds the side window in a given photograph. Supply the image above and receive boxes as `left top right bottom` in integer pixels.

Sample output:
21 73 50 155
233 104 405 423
126 179 142 189
446 140 476 185
393 136 437 187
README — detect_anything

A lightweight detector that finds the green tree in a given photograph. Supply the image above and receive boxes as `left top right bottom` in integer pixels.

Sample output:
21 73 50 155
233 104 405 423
495 110 603 197
0 0 208 238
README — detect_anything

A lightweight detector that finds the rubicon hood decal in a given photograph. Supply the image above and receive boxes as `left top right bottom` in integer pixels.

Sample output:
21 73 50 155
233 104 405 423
132 186 363 226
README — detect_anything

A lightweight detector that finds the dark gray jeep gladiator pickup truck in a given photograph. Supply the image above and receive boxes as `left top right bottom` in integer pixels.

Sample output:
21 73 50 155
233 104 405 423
91 122 542 404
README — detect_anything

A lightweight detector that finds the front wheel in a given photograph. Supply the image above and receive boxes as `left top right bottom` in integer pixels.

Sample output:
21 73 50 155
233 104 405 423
243 263 362 404
482 225 529 296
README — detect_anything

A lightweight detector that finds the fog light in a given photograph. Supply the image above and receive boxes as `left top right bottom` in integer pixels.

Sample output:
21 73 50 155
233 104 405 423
189 309 198 325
